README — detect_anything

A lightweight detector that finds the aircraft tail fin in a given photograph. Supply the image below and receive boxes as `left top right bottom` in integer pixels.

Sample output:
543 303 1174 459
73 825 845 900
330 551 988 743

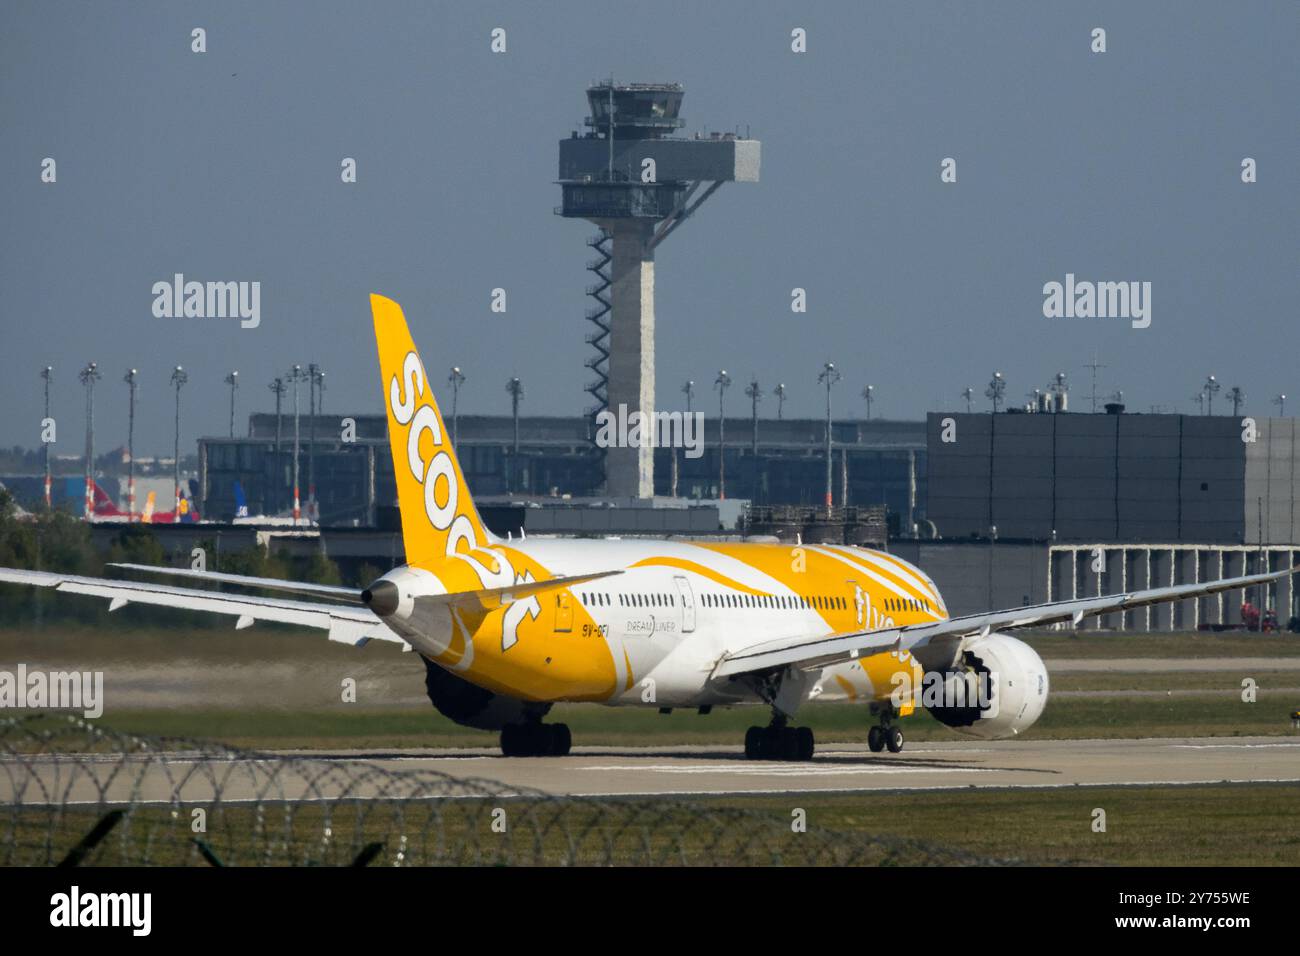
370 294 496 567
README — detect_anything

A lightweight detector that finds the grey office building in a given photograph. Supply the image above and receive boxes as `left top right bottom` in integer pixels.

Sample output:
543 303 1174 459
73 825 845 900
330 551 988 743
926 411 1300 544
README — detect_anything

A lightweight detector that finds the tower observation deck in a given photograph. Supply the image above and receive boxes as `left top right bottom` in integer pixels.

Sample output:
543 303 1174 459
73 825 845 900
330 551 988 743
557 81 760 498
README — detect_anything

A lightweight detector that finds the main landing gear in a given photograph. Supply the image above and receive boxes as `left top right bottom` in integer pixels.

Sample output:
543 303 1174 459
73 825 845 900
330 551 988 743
500 720 572 757
744 716 815 761
867 705 905 754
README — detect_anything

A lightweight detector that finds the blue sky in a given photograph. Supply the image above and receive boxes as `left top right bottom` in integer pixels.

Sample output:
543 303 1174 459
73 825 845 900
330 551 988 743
2 1 1296 455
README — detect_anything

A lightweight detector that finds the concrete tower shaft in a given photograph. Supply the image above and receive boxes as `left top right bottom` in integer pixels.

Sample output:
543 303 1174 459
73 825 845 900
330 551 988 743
605 221 656 497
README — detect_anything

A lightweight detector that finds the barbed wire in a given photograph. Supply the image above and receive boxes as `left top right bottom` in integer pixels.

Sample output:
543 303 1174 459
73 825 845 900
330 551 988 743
0 714 1024 866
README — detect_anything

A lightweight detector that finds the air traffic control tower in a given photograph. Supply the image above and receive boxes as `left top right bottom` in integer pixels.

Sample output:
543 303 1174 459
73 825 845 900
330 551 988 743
557 81 760 498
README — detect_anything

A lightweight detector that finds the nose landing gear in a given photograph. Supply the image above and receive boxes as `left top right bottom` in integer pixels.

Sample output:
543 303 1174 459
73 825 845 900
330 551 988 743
867 705 905 754
867 724 904 753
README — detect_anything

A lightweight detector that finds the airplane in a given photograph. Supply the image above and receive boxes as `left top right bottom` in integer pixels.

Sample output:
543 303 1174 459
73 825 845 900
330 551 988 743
230 479 310 526
83 479 135 523
138 487 199 524
1 293 1295 760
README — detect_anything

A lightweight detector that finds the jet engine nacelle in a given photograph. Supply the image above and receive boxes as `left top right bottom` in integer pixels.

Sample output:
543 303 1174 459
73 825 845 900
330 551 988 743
421 656 550 731
925 633 1049 739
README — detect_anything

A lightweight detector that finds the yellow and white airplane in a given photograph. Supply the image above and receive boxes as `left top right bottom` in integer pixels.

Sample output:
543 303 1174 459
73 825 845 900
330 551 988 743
2 294 1295 759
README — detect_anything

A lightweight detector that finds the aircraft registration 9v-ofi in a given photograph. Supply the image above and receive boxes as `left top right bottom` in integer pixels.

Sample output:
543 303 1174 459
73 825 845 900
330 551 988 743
2 295 1295 760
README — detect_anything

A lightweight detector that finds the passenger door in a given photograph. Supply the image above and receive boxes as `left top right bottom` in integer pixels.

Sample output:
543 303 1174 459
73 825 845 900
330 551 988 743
673 575 696 633
553 591 574 633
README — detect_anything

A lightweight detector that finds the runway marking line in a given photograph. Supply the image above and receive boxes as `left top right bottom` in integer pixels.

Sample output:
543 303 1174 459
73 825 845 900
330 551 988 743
578 763 994 776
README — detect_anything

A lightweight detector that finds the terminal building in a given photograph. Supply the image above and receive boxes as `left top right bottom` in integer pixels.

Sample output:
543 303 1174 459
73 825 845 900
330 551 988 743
196 412 926 530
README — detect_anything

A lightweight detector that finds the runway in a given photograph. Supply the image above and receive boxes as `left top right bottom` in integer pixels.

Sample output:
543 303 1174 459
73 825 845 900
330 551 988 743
7 736 1300 804
332 736 1300 797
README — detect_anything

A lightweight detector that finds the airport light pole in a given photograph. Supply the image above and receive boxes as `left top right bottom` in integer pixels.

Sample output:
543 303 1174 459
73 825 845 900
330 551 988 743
268 377 286 514
506 377 524 494
1273 394 1287 417
985 372 1006 413
745 378 762 456
961 387 973 413
861 384 874 421
818 361 840 514
674 380 695 501
288 364 307 523
40 366 53 509
223 370 239 438
169 366 187 523
449 366 466 449
988 524 998 612
78 362 101 520
124 369 138 520
773 383 786 420
308 364 324 522
1228 386 1245 417
714 371 731 500
1203 375 1220 415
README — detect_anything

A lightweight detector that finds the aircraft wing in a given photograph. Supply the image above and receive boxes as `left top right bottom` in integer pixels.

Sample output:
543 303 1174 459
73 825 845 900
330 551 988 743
0 567 401 646
712 563 1299 680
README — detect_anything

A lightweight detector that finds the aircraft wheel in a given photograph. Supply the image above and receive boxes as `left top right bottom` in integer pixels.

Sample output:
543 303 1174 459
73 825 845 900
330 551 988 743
550 723 572 757
867 725 885 753
885 726 904 754
744 726 764 759
795 726 815 761
500 724 522 757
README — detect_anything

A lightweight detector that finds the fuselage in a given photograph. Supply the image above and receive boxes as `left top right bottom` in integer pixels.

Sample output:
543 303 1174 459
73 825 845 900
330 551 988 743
379 537 943 711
